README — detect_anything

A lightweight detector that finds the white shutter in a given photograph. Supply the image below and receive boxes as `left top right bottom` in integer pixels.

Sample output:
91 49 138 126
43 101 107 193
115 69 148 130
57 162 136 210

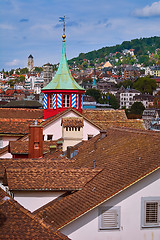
99 206 120 230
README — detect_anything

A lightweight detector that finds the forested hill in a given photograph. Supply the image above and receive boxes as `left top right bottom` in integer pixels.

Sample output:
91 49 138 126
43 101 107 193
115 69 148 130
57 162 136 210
68 36 160 66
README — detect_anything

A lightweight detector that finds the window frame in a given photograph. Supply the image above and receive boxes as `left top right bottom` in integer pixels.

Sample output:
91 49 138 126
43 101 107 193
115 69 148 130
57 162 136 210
63 94 70 107
141 197 160 228
98 206 120 230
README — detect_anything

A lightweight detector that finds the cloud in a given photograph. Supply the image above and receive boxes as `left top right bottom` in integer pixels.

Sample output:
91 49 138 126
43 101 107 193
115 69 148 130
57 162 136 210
19 18 29 22
0 23 14 30
6 59 20 66
133 1 160 17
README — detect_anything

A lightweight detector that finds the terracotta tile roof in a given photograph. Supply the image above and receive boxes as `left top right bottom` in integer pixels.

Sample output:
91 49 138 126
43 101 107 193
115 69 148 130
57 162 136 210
82 109 145 130
34 128 160 229
0 158 74 171
61 117 84 127
9 140 59 155
0 188 69 240
0 118 43 135
0 108 44 119
5 168 102 191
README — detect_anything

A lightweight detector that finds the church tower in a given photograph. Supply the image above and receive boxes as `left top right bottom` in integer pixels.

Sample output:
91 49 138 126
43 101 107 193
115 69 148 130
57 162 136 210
42 33 85 119
28 54 34 71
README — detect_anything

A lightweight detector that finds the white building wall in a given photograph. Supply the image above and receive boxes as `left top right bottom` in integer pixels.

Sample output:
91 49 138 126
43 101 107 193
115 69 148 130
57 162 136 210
1 136 20 148
0 151 12 158
13 191 66 212
61 169 160 240
43 111 100 141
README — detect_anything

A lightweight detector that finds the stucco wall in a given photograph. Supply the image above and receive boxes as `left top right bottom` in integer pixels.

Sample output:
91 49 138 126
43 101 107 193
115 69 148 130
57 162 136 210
61 169 160 240
2 136 19 148
13 191 65 212
43 111 100 141
0 151 12 158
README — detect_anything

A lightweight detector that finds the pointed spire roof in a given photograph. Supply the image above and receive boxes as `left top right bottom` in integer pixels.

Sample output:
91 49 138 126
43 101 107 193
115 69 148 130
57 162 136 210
92 78 97 87
42 35 84 91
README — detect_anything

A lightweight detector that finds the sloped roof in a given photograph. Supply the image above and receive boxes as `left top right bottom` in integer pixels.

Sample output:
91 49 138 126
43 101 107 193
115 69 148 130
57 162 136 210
9 140 60 155
42 36 84 91
0 108 44 119
34 128 160 229
102 61 113 68
5 168 102 191
40 108 101 130
83 109 145 130
0 118 43 135
61 117 84 127
0 188 69 240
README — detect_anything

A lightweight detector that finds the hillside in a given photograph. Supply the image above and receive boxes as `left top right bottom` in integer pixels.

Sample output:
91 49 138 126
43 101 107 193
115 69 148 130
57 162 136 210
68 36 160 67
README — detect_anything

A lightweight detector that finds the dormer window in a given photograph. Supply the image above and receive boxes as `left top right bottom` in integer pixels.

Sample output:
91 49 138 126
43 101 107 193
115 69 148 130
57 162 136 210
63 94 70 107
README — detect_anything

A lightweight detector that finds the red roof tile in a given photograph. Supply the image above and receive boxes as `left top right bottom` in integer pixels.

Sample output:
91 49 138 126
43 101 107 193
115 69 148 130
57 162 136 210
6 168 102 191
34 128 160 229
0 188 69 239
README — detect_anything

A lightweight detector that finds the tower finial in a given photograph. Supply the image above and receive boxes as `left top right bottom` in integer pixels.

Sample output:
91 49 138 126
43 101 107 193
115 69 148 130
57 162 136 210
59 16 66 41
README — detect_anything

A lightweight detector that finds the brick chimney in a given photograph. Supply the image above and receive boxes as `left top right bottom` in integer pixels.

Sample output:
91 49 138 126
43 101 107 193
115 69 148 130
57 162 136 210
28 121 43 158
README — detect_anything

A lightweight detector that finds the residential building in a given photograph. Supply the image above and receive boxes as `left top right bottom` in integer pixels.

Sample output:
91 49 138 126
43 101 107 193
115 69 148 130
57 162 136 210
123 66 140 80
133 94 154 108
43 63 53 87
117 87 141 109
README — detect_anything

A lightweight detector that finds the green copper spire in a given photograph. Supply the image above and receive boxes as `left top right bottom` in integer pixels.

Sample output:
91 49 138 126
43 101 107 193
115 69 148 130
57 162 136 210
42 35 84 91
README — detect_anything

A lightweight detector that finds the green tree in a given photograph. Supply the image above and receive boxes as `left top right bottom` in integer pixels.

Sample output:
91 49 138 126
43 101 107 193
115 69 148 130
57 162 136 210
85 89 101 102
129 102 145 118
20 68 28 74
99 93 119 109
133 77 157 94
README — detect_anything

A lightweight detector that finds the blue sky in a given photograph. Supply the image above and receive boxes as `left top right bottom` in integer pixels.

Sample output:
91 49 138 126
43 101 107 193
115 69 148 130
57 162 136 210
1 0 160 71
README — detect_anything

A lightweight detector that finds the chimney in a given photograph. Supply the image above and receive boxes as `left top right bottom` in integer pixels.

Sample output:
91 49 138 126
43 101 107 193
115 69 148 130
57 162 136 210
100 130 107 140
28 121 43 158
67 146 72 159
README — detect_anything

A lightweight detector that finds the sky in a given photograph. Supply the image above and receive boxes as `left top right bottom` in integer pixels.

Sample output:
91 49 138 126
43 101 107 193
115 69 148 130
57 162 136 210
1 0 160 71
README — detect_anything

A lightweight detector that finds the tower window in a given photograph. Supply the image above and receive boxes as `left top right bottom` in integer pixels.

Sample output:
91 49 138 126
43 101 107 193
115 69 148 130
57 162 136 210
49 94 53 108
63 94 70 107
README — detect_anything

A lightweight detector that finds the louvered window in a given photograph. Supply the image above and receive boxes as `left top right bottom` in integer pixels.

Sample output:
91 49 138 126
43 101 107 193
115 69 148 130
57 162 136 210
99 206 120 230
142 197 160 227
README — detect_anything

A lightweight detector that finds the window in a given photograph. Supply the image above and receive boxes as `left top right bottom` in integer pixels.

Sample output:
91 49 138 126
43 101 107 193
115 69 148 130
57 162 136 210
47 135 53 141
99 206 120 230
63 94 70 107
88 134 93 140
141 197 160 228
49 94 53 108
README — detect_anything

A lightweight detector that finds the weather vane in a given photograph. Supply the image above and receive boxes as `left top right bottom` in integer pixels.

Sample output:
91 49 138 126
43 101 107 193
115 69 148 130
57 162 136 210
59 16 66 35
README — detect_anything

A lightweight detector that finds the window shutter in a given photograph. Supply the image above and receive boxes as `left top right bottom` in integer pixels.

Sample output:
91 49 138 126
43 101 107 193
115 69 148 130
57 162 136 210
99 207 120 230
57 94 62 108
77 94 79 109
141 197 160 227
81 95 83 109
53 94 56 109
72 94 76 108
44 94 47 109
145 202 158 224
